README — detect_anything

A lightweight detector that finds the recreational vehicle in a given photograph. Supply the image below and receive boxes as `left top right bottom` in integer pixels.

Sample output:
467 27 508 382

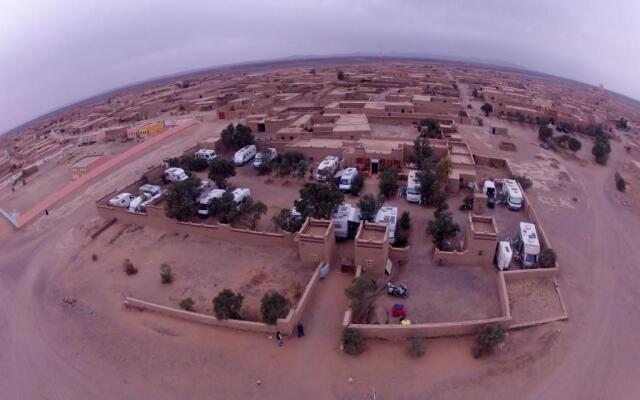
197 189 226 217
406 170 422 203
501 179 524 210
375 206 398 244
253 148 277 168
195 149 217 161
335 167 359 192
165 167 188 182
316 156 339 182
332 203 362 239
515 222 541 268
234 145 257 165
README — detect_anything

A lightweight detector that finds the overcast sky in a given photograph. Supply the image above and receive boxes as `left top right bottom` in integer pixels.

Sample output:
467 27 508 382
1 0 638 134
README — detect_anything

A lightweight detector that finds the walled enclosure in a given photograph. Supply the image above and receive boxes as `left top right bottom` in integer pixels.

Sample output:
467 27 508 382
354 221 390 276
126 262 325 336
433 214 498 266
297 218 337 268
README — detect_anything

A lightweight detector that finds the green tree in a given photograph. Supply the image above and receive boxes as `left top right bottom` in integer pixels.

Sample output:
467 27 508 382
538 124 554 142
213 289 244 320
418 167 441 206
210 191 239 224
358 194 383 222
179 297 195 311
260 291 291 324
472 88 479 98
419 118 441 138
435 157 452 185
295 159 309 179
238 198 267 230
337 70 345 80
615 172 626 192
294 183 344 219
160 263 173 284
220 123 235 147
187 156 209 172
208 158 236 188
164 176 202 221
256 149 274 175
472 324 507 358
399 211 411 230
568 137 582 152
413 137 433 169
427 211 460 250
342 328 366 355
481 102 493 117
350 174 364 195
233 124 255 148
272 208 304 233
592 135 611 165
123 258 138 275
378 166 398 198
508 174 533 191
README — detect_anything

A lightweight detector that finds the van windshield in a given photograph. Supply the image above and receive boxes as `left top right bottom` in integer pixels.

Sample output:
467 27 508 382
407 188 420 195
340 177 351 185
510 196 522 204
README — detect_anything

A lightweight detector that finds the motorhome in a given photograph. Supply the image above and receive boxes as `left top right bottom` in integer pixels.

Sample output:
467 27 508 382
516 222 541 268
406 170 421 203
335 167 359 192
316 156 339 182
234 145 257 165
501 179 524 211
494 240 513 271
253 148 277 168
165 167 188 182
109 193 135 208
232 188 251 204
197 189 226 217
375 206 398 244
482 179 496 208
195 149 217 161
332 203 362 239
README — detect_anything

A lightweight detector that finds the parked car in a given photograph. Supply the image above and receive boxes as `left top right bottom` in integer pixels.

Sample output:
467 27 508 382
195 149 217 161
109 193 135 208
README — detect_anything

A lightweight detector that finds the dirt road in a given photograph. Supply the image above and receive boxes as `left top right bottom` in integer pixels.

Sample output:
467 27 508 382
1 128 639 399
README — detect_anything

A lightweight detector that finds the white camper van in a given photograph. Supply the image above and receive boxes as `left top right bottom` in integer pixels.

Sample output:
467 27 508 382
406 170 422 203
335 167 359 192
316 156 339 182
332 203 362 239
253 148 277 168
231 188 251 204
516 222 541 268
375 206 398 244
502 179 524 211
109 193 135 208
165 167 188 182
495 240 513 271
197 189 226 217
195 149 217 161
234 145 257 165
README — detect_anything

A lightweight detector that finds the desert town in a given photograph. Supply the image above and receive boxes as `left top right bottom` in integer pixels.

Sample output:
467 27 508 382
2 59 640 399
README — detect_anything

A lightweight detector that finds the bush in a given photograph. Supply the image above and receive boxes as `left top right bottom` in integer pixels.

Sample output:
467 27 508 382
508 174 533 191
164 176 202 221
538 248 557 269
294 182 344 220
481 102 493 117
350 174 364 195
91 253 98 261
260 291 291 324
399 211 411 230
160 263 173 284
538 125 554 142
179 297 195 312
460 194 474 210
208 158 236 189
187 156 209 172
428 211 460 250
406 337 426 358
337 70 345 80
272 208 303 233
592 135 611 165
213 289 244 320
344 276 376 312
123 258 137 275
472 324 507 358
342 328 366 355
615 172 626 192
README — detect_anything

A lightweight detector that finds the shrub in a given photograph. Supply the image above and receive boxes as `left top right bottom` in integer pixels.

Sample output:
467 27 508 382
592 135 611 165
481 102 493 117
344 276 376 314
460 194 474 210
187 156 209 172
208 158 236 189
294 182 344 220
538 248 557 269
123 258 137 275
406 337 426 358
213 289 244 320
179 297 195 312
350 174 364 195
91 253 98 261
508 174 533 191
164 176 202 221
337 70 345 80
260 291 291 324
472 324 507 358
342 328 366 355
615 172 626 192
272 208 303 233
538 125 554 142
160 263 173 284
399 211 411 230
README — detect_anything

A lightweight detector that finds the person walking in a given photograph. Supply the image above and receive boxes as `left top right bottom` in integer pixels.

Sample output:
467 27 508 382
297 323 305 338
276 331 283 347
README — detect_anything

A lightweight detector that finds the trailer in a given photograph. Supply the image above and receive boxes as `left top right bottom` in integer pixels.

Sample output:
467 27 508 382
516 222 540 268
375 206 398 244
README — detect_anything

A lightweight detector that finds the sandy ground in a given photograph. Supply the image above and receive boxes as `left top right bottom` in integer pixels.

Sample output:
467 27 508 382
507 278 565 325
78 224 312 320
2 86 640 399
